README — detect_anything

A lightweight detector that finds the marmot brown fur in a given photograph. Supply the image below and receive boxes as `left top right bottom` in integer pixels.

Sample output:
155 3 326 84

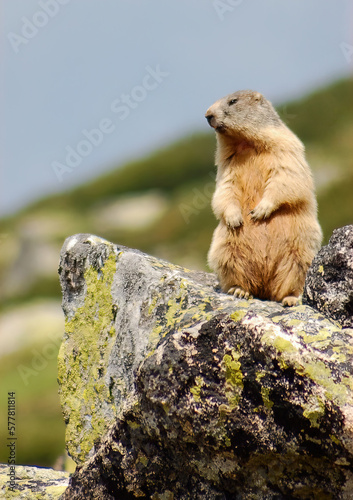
205 90 322 306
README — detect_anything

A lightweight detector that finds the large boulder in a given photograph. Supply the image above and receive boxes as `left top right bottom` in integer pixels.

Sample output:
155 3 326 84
58 233 353 499
303 225 353 328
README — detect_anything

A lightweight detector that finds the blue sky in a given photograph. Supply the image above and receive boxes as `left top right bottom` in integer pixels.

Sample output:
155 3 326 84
1 0 352 215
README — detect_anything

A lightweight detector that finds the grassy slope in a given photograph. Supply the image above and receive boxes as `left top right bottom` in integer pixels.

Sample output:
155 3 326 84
0 342 65 466
26 133 216 212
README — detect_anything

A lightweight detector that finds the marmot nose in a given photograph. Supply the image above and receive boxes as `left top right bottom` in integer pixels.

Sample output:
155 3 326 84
205 114 214 126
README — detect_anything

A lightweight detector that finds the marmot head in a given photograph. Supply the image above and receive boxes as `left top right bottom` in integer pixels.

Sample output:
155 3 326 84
205 90 282 138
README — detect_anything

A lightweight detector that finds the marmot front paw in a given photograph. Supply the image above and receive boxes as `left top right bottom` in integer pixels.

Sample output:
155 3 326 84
227 286 253 300
224 212 243 228
249 199 274 221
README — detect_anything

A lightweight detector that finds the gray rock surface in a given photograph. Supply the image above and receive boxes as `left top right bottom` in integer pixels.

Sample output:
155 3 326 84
58 233 353 499
303 225 353 328
0 463 70 499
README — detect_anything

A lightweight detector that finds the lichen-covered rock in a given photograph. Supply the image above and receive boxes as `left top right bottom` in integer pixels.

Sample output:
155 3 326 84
303 225 353 328
0 464 70 499
58 234 218 464
58 233 353 499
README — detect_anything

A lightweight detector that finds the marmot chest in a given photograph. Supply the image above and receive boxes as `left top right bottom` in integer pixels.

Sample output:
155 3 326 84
233 156 266 214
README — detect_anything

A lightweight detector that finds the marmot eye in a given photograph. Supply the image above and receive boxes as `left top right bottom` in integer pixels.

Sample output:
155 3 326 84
228 98 238 106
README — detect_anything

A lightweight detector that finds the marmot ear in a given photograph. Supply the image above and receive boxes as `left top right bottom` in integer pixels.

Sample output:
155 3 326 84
253 91 263 102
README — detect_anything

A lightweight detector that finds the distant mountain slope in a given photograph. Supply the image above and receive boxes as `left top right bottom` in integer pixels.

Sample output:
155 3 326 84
27 134 216 212
278 78 353 182
281 78 353 145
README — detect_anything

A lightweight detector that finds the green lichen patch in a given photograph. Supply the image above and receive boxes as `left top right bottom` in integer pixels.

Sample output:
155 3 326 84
261 327 353 407
230 310 247 322
272 336 298 354
151 490 175 500
297 328 332 346
330 349 347 363
148 279 214 349
148 295 159 316
271 316 302 327
58 250 118 463
190 376 204 402
222 349 244 408
260 386 274 410
302 395 326 428
235 300 251 309
330 434 341 446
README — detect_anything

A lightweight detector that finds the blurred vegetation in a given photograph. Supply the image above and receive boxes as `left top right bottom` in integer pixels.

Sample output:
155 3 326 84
0 76 352 468
277 77 353 243
0 342 65 466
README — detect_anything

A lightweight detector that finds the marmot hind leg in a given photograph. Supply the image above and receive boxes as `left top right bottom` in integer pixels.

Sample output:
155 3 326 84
282 295 300 307
271 255 307 306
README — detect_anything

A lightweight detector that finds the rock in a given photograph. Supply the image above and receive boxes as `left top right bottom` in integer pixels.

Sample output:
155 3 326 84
0 463 70 499
58 233 218 464
303 225 353 328
58 233 353 499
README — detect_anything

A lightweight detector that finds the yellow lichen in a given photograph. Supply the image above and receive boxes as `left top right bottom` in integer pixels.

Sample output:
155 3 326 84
222 349 244 408
302 396 325 428
58 250 118 463
330 434 341 446
230 310 247 322
261 386 274 409
190 376 204 402
272 336 297 354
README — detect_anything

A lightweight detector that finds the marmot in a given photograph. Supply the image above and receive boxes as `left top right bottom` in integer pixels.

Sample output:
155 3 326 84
205 90 322 306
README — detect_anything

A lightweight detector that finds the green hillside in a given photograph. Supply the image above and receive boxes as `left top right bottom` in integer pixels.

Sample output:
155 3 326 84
0 76 352 469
